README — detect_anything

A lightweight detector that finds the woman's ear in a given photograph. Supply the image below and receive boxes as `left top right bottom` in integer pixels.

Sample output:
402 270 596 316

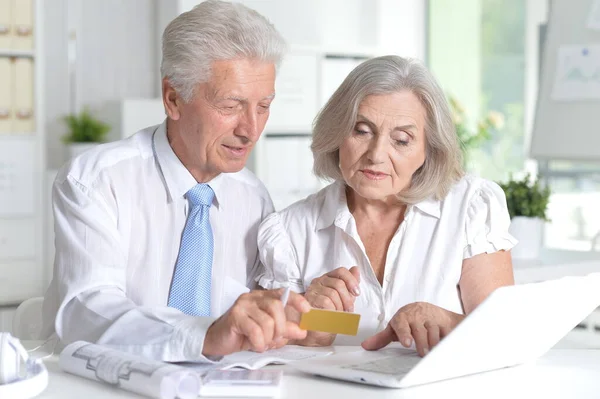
162 78 181 121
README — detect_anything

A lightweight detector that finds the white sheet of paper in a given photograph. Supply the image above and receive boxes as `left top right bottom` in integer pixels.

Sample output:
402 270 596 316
60 341 200 399
587 0 600 30
220 346 333 370
181 346 333 376
552 45 600 101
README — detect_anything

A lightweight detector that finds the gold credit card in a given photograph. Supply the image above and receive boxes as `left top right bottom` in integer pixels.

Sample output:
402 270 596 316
299 308 361 336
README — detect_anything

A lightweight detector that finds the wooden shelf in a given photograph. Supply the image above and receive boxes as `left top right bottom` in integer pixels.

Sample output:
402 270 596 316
0 49 35 58
0 133 37 139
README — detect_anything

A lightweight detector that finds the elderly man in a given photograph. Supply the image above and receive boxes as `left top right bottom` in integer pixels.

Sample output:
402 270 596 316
41 0 310 361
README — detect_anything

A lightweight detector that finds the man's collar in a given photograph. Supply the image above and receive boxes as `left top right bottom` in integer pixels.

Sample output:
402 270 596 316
153 121 224 208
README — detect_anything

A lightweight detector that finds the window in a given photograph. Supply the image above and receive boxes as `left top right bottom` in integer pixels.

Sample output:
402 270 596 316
540 161 600 251
428 1 600 252
428 0 528 182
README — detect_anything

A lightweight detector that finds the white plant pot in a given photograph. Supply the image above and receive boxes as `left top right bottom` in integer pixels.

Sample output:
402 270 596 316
509 216 544 260
68 143 99 159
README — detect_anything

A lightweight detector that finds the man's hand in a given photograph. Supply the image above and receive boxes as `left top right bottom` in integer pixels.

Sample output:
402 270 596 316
295 266 360 346
361 302 465 357
202 288 310 357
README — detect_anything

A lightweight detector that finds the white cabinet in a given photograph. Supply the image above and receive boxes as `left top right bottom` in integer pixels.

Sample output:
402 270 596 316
256 136 325 211
98 99 166 142
265 51 320 133
0 138 36 215
0 0 45 306
0 219 36 259
0 307 15 333
0 260 43 304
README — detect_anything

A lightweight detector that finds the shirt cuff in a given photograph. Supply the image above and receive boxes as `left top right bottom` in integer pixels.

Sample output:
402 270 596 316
256 275 305 293
169 316 220 363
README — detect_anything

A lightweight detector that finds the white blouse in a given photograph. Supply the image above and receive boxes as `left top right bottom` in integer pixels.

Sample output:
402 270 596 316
256 175 517 345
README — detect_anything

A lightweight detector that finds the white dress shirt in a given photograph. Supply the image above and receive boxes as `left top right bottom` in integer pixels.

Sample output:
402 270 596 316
257 175 517 344
42 121 274 361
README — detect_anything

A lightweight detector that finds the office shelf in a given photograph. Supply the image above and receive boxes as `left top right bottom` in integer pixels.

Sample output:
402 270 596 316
0 49 35 58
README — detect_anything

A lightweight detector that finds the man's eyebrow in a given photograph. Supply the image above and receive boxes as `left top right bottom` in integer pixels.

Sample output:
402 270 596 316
220 93 276 102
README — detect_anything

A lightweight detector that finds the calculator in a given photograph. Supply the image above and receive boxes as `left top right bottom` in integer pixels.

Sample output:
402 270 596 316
199 369 283 397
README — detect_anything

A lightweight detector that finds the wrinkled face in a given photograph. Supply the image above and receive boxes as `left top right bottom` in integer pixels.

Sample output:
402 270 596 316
339 91 427 201
165 58 276 181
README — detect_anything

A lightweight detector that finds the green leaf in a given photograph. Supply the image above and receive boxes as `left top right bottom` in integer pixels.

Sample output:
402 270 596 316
62 108 111 143
498 173 551 221
447 93 502 169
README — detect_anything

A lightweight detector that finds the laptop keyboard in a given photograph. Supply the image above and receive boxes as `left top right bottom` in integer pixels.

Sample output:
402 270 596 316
341 353 420 376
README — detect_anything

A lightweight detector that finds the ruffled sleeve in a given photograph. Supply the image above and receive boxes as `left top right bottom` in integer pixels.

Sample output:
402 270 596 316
463 180 518 258
255 212 305 292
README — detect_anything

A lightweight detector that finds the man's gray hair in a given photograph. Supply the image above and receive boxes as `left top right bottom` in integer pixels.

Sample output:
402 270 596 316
312 55 464 204
161 0 286 102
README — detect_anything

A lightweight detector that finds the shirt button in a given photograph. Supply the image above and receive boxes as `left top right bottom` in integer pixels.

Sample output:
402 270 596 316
378 313 385 322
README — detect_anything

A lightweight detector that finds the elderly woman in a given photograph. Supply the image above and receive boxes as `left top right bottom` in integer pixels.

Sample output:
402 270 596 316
256 55 516 356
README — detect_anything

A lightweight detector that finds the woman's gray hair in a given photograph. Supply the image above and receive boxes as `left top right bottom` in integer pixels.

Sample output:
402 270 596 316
161 0 286 102
312 55 464 204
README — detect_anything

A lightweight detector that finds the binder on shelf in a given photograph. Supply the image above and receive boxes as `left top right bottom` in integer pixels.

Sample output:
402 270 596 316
0 0 11 49
0 138 36 216
0 57 11 132
12 57 34 132
12 0 33 50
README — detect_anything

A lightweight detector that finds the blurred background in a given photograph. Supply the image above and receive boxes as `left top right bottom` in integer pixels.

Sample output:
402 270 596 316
1 0 600 344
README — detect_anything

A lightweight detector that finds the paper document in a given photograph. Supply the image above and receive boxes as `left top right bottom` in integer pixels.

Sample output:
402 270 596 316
182 345 333 374
588 0 600 30
59 341 200 399
552 45 600 101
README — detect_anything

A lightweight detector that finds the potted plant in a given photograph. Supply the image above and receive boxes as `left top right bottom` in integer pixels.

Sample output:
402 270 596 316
62 108 110 159
499 173 551 260
448 95 504 169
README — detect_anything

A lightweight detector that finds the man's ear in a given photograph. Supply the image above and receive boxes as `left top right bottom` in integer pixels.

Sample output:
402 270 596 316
162 78 181 121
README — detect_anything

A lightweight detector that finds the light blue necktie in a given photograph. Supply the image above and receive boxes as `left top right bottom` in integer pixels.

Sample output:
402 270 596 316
168 183 215 316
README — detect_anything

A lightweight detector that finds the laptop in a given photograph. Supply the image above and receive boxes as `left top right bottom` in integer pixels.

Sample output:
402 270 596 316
291 273 600 388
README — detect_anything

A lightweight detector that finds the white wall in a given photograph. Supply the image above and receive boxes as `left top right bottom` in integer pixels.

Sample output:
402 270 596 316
524 0 549 153
45 0 428 170
43 0 70 170
377 0 427 60
44 0 157 169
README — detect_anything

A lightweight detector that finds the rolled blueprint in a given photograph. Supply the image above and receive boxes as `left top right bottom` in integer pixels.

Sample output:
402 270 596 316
59 341 200 399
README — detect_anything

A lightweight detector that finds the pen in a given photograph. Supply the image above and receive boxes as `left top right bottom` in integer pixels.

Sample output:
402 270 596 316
280 286 291 307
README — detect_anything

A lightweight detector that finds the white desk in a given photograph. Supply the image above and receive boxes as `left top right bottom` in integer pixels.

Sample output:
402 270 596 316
513 249 600 348
513 248 600 284
34 347 600 399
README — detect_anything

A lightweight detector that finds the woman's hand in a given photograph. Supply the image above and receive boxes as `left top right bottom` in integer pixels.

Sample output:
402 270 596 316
295 266 361 346
361 302 465 357
305 266 361 312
